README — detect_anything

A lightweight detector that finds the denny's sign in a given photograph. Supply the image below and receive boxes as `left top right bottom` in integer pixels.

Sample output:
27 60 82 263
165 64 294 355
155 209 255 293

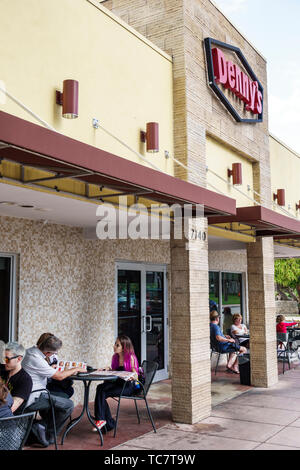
204 38 263 123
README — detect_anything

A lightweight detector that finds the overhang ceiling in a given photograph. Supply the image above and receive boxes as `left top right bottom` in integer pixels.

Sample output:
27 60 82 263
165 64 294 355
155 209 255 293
208 205 300 238
0 110 236 218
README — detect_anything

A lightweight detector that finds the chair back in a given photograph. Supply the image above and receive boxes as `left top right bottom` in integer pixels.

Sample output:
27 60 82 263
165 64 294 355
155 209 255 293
0 412 35 450
277 332 289 343
140 360 158 396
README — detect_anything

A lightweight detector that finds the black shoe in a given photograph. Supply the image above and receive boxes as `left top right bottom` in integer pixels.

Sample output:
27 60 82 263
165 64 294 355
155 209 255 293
31 423 49 448
105 420 115 432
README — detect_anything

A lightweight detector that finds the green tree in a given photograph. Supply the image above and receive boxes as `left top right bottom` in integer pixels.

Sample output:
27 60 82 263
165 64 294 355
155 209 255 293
274 258 300 306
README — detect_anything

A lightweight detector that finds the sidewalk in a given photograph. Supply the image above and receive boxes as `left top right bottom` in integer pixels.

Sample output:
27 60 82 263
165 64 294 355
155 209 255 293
113 367 300 450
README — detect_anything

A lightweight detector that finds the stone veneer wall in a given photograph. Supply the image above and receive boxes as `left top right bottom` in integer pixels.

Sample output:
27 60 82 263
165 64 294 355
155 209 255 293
247 238 278 387
208 250 247 272
0 215 170 405
276 301 299 317
171 217 211 423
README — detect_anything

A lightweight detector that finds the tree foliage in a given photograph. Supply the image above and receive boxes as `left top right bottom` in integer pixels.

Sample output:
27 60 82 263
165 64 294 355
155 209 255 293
275 258 300 302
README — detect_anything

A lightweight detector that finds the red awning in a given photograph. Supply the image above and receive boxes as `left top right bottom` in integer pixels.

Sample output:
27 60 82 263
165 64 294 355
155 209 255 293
208 205 300 237
0 111 236 217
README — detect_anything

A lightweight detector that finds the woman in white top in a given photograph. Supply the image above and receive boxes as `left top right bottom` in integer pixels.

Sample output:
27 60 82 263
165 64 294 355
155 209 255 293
231 314 249 348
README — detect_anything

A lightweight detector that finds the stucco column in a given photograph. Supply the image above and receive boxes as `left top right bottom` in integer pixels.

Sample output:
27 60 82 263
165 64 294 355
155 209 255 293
247 237 278 387
170 217 211 423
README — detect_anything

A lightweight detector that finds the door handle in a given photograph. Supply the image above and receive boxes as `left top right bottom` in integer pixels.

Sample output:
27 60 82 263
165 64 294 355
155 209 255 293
146 315 152 332
142 315 147 333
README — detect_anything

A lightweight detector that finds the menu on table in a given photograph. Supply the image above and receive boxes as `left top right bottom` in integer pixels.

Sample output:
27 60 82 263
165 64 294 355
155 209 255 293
56 360 87 372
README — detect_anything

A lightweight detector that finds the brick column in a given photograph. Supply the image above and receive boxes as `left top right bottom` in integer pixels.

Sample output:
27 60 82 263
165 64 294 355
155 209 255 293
247 237 278 387
170 217 211 423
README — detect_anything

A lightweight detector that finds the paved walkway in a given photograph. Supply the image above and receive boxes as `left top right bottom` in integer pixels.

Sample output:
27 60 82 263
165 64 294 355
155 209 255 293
113 367 300 450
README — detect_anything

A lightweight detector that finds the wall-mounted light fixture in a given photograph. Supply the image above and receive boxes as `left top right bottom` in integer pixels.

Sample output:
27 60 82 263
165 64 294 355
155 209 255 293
296 201 300 211
273 189 285 206
56 79 79 119
227 163 242 186
140 122 159 153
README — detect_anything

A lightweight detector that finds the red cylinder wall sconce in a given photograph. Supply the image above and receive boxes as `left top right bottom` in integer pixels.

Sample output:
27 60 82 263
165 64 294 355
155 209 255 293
140 122 159 153
227 163 242 186
273 189 286 206
56 80 79 119
296 201 300 211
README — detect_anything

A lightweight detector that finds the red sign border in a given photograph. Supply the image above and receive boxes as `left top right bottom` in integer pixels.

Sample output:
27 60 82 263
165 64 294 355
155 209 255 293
204 37 263 123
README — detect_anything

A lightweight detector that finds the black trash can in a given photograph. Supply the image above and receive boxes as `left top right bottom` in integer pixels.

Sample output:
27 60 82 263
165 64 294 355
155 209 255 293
238 354 251 386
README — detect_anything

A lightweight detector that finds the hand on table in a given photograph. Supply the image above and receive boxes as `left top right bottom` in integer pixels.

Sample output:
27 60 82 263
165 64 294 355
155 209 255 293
73 366 87 374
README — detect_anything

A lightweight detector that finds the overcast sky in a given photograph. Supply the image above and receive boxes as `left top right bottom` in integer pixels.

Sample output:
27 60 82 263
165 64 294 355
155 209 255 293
213 0 300 154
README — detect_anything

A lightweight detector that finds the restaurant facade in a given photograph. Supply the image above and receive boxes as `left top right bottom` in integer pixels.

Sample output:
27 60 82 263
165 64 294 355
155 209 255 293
0 0 300 424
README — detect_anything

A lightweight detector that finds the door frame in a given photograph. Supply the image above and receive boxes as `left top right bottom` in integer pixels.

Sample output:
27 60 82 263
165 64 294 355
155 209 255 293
0 253 17 342
209 269 247 328
115 261 169 382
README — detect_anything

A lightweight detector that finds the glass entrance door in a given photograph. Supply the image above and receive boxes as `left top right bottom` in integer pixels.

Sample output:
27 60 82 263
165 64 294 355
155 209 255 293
0 255 16 343
144 271 165 372
116 263 168 382
117 269 142 361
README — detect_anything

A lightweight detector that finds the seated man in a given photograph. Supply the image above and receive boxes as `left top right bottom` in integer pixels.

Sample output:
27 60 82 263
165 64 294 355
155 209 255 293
22 334 85 447
210 310 247 374
0 342 33 414
36 332 74 399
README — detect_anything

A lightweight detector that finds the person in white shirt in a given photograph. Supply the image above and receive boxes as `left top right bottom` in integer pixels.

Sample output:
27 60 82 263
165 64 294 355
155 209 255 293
22 334 85 447
231 314 249 349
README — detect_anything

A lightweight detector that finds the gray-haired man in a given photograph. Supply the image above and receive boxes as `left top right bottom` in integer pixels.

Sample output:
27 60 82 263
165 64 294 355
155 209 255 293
23 334 85 447
0 342 33 414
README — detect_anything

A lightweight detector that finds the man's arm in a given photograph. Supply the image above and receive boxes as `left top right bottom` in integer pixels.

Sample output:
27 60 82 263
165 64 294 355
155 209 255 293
11 396 24 413
52 366 85 381
216 334 235 343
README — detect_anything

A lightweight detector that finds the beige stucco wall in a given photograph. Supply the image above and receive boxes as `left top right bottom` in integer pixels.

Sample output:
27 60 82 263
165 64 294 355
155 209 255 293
0 215 170 405
206 136 255 208
269 135 300 218
0 0 174 174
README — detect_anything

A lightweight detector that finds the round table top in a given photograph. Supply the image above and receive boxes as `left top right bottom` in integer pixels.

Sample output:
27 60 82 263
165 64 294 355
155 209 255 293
72 373 118 382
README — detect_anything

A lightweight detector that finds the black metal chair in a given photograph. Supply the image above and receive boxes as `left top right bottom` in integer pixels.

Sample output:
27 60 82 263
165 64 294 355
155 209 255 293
25 388 58 450
287 329 300 357
210 341 229 375
112 360 158 437
277 333 291 374
0 412 35 450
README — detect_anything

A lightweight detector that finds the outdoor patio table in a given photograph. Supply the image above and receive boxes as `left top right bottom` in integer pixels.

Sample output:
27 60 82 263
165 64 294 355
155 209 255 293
235 334 249 344
61 373 118 447
286 327 300 355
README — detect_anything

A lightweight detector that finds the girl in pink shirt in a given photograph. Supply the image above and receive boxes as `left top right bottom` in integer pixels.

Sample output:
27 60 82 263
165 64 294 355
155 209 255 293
276 315 299 333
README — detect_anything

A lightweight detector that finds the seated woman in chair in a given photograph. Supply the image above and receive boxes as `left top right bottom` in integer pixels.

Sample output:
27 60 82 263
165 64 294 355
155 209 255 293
210 311 247 374
0 379 13 418
231 314 250 349
93 335 139 432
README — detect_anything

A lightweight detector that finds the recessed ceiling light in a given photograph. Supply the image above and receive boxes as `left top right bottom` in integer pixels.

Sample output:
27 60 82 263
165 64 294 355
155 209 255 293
0 201 17 206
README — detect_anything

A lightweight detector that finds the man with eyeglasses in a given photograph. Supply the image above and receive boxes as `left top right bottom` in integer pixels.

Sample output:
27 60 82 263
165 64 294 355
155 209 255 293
22 334 85 447
0 342 33 414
